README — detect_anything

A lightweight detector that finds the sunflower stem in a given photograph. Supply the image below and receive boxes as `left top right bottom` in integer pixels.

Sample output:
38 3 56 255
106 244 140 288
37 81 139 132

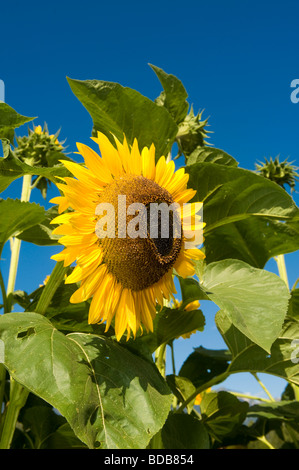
257 435 275 449
229 392 272 403
0 269 8 314
175 371 229 413
170 340 176 375
155 343 167 378
0 379 28 449
166 151 172 163
274 254 289 290
35 261 68 315
30 175 43 190
251 373 275 402
6 174 32 309
292 277 299 291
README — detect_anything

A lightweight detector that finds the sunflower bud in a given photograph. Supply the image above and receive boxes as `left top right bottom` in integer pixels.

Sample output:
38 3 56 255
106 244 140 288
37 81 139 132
14 124 66 198
255 156 299 192
176 107 211 157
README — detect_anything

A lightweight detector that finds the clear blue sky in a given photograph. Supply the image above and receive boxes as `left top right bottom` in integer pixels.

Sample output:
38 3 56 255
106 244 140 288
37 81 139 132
1 0 299 399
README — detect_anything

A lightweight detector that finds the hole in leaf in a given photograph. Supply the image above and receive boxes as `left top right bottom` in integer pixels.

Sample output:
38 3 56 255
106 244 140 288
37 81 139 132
90 407 98 425
17 327 36 339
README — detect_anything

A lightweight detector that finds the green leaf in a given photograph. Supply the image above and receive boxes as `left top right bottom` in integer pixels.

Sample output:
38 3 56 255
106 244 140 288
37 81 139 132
0 198 45 254
12 276 112 336
17 206 61 246
0 146 72 194
44 283 113 336
14 391 88 448
200 391 249 441
203 259 289 352
180 259 289 352
166 375 196 413
178 276 209 303
0 312 172 449
45 423 88 449
67 77 178 159
150 64 189 124
179 347 231 389
161 413 210 449
141 306 205 352
187 162 299 234
0 103 35 142
204 216 299 268
248 401 299 423
186 147 238 167
216 312 299 386
21 405 66 449
288 288 299 318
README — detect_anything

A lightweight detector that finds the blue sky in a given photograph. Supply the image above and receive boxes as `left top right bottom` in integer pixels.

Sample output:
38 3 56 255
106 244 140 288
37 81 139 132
1 0 299 399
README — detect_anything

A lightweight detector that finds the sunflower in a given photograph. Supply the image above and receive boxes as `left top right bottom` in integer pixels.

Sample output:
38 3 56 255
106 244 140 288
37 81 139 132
50 132 205 341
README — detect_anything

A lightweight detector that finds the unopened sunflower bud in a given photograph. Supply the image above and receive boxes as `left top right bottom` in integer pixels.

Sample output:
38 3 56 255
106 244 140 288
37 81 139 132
255 156 299 192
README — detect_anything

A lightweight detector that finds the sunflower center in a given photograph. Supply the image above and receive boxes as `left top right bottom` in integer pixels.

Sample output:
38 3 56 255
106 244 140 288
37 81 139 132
96 175 182 291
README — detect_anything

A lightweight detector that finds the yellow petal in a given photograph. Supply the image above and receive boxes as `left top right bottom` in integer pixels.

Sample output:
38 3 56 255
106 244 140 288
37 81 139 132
113 134 131 173
128 138 142 175
61 160 102 190
52 224 73 235
91 132 123 177
141 144 156 180
76 142 113 183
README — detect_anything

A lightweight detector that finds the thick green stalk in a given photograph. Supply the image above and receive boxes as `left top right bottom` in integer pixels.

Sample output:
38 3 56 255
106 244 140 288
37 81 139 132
6 174 32 308
0 380 28 449
274 254 289 290
0 270 8 314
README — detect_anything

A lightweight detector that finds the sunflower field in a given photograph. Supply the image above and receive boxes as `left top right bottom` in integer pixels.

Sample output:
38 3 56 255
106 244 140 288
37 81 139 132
0 65 299 450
